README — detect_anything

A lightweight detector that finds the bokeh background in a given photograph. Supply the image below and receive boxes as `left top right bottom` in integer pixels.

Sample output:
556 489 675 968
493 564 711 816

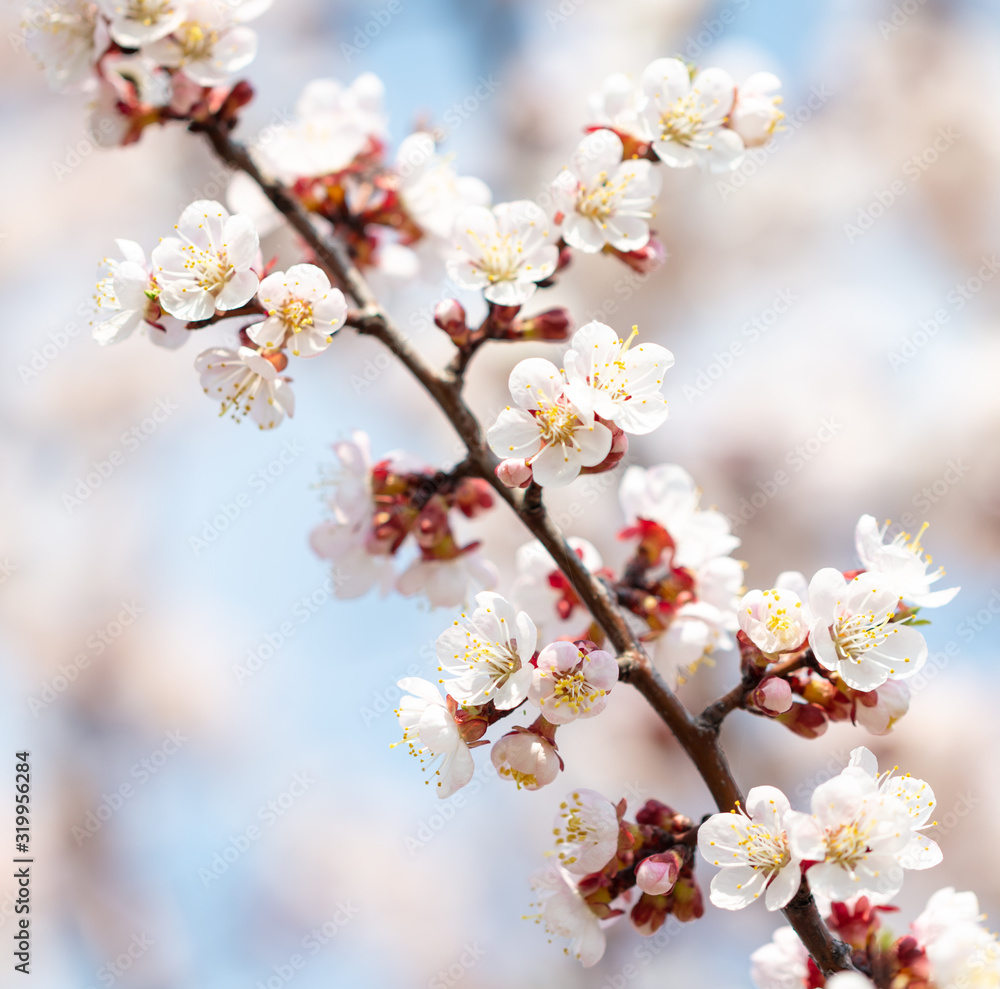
3 0 1000 985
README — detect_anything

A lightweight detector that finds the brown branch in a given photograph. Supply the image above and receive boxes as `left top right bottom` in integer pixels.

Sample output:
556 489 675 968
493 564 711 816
197 118 856 977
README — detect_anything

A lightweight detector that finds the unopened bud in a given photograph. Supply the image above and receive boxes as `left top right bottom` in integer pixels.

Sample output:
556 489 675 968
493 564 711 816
513 307 574 341
434 298 469 344
453 477 493 518
630 892 669 936
490 727 561 790
636 851 682 895
496 458 532 488
802 674 838 707
776 701 828 739
635 799 676 830
670 873 704 922
611 235 667 274
750 677 793 715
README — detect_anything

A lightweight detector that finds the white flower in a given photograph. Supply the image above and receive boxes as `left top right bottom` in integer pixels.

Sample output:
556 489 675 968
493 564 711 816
844 746 941 871
586 72 651 145
912 887 1000 989
309 432 394 600
640 58 744 173
529 865 606 967
853 679 910 735
396 132 491 241
254 74 386 182
926 924 1000 989
855 515 959 608
510 537 602 641
785 768 918 903
739 576 813 655
152 199 259 321
529 641 618 725
143 0 259 87
194 346 293 429
549 130 661 253
99 0 185 46
92 239 186 348
23 0 103 92
446 201 558 306
490 729 561 790
730 72 784 148
618 464 739 570
808 568 928 691
395 551 498 609
912 886 985 945
654 599 732 688
487 358 612 488
698 785 802 911
248 264 346 357
912 888 1000 989
553 789 620 875
393 677 474 798
563 321 673 435
435 592 536 709
750 926 809 989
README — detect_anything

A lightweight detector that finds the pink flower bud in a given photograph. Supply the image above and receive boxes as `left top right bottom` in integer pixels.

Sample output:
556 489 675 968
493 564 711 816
496 458 532 488
611 235 667 274
775 701 828 739
490 728 561 790
512 307 574 341
750 676 794 715
434 299 468 343
636 851 681 895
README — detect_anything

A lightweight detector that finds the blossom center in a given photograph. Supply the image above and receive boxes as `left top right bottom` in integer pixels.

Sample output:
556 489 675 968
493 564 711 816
739 821 790 873
549 669 605 715
175 20 220 60
534 398 582 448
123 0 176 27
181 243 234 295
578 172 640 222
823 818 874 870
832 608 897 662
277 297 315 332
658 92 705 145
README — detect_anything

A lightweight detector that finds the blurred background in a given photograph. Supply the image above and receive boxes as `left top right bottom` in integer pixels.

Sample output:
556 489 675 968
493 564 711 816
3 0 1000 985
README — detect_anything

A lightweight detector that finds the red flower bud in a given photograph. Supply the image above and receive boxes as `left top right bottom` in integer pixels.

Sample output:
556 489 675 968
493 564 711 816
750 677 794 715
434 299 468 344
636 850 682 895
496 459 532 488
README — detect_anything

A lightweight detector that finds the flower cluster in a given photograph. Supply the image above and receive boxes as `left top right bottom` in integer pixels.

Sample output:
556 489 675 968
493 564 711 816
698 747 939 914
70 46 782 433
752 886 999 989
488 320 673 488
615 464 744 686
395 593 618 795
22 0 270 143
529 792 704 966
736 515 956 738
92 199 348 429
310 433 497 608
588 58 784 172
47 16 981 985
